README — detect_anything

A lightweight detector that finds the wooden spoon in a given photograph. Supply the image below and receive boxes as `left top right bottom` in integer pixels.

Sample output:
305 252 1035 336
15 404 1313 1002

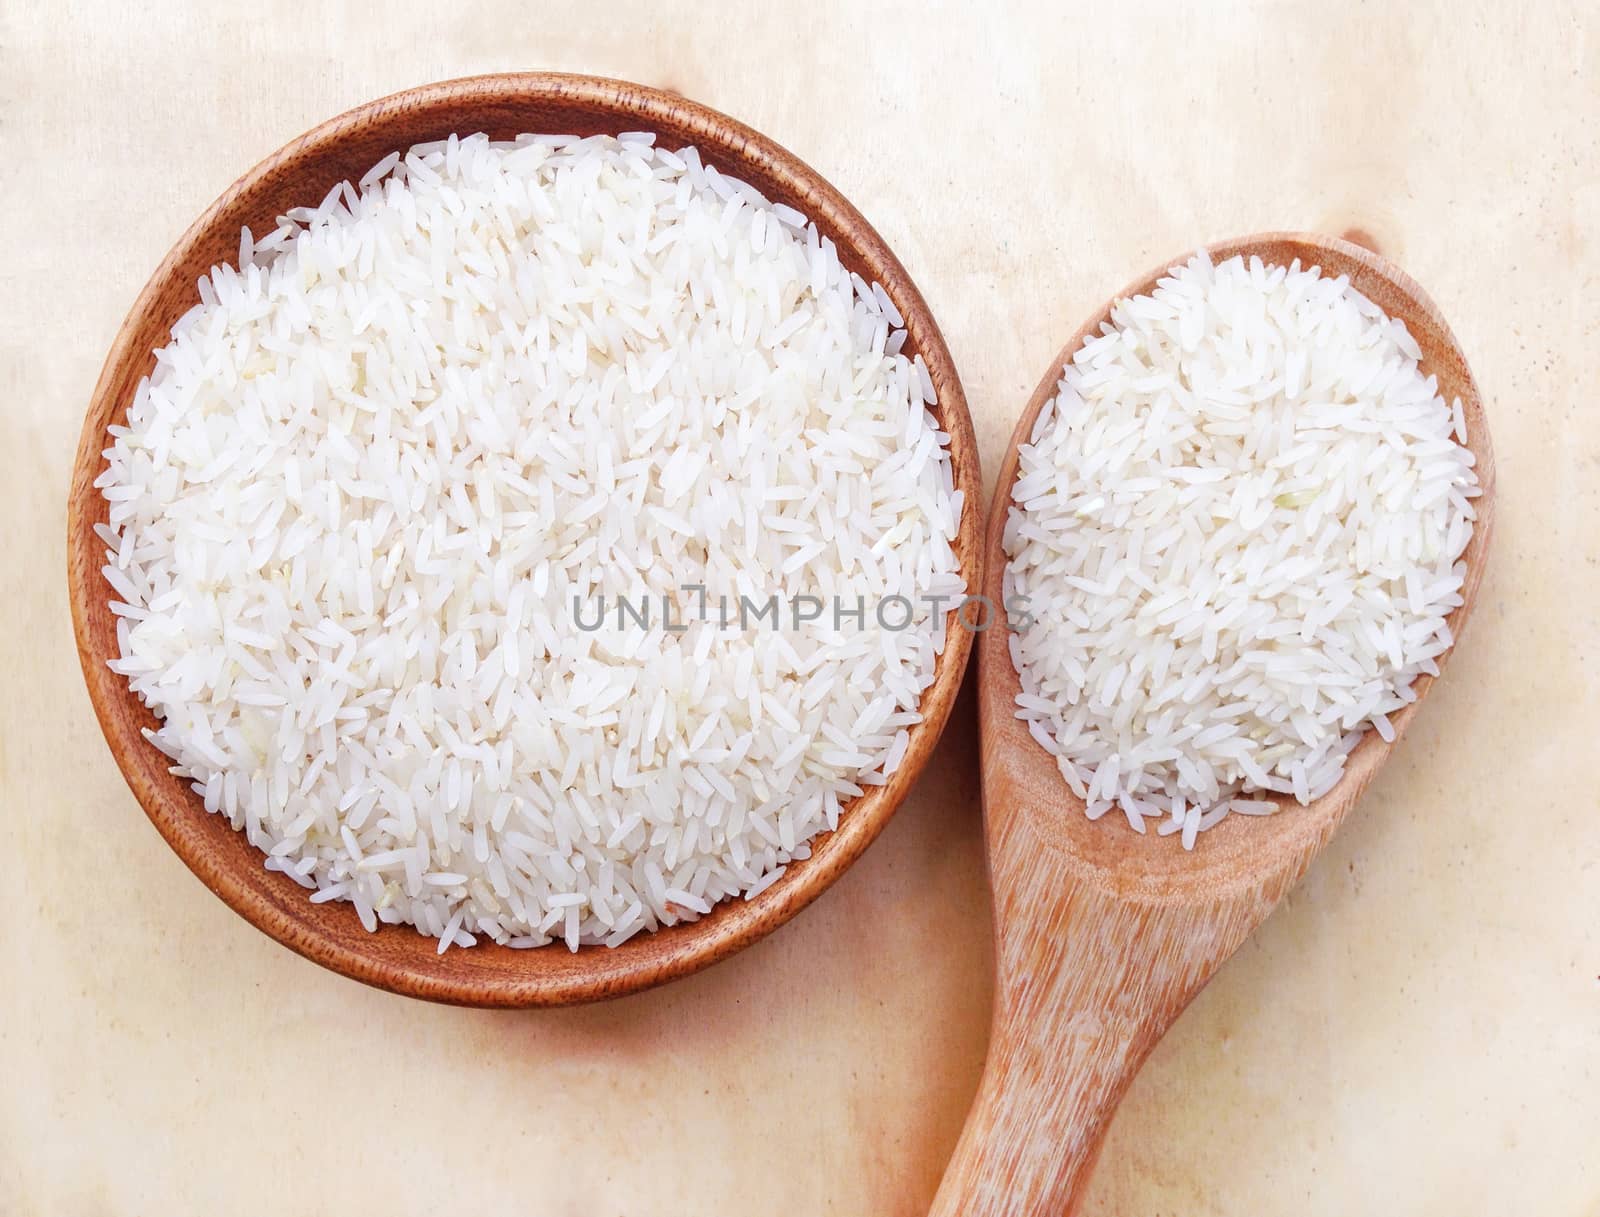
930 233 1495 1215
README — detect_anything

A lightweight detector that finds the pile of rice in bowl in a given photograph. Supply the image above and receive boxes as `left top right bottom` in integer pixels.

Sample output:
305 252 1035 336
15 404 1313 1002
1004 252 1480 848
97 132 965 951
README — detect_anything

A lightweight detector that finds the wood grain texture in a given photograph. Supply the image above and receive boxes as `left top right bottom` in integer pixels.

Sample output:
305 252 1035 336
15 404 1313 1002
64 73 984 1008
931 234 1496 1216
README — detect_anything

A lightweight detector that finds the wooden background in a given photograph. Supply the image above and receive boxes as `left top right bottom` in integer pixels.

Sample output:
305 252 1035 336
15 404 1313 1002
3 2 1596 1213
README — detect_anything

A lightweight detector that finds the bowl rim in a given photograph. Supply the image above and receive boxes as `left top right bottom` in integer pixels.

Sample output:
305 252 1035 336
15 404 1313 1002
66 72 983 1007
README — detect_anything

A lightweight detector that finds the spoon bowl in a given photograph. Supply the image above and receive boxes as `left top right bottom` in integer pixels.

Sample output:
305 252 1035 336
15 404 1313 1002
932 232 1495 1215
66 74 982 1008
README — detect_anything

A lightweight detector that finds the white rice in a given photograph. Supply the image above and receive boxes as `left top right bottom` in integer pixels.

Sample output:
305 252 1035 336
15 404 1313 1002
97 132 964 949
1004 252 1479 844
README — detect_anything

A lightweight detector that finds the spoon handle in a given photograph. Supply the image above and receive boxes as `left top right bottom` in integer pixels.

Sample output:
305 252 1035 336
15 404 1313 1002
929 816 1285 1216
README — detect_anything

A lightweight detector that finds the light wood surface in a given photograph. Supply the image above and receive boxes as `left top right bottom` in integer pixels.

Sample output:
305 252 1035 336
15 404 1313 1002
5 3 1597 1214
931 233 1495 1215
64 73 982 1008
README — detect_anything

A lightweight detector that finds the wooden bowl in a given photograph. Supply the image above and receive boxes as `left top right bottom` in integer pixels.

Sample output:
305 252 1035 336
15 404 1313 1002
66 74 982 1008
